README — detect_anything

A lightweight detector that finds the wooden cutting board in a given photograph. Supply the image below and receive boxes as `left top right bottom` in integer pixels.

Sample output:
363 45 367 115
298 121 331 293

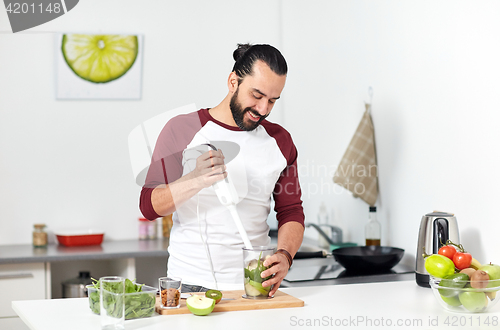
155 290 304 315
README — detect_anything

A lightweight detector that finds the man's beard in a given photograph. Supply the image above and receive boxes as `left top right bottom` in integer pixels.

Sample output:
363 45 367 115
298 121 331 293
230 87 268 131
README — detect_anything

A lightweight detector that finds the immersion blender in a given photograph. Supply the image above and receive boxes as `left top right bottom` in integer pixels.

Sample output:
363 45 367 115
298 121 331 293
204 143 252 249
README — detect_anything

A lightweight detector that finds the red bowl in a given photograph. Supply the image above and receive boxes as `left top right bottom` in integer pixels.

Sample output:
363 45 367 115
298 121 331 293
55 229 104 247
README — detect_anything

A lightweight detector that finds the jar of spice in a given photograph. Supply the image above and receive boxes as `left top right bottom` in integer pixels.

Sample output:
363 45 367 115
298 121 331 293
139 218 157 240
33 224 48 247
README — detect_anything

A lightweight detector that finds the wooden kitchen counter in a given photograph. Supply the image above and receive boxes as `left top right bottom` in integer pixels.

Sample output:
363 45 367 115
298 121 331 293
13 281 500 330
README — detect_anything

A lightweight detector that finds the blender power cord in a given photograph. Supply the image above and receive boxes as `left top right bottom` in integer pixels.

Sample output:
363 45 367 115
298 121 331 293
182 144 220 291
196 192 218 290
183 144 221 290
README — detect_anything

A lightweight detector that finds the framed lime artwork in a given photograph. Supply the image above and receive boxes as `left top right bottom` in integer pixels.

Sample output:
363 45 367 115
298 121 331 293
55 33 143 100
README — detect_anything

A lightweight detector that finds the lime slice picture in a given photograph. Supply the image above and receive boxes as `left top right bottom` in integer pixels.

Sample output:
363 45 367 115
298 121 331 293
61 34 139 84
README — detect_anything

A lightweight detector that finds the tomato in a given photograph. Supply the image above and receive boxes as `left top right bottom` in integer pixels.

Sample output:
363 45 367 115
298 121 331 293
425 254 455 278
453 252 472 270
438 245 457 260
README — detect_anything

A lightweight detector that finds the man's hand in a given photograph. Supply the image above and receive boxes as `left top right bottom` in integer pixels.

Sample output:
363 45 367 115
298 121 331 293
192 149 227 188
259 222 304 297
260 252 291 297
151 148 227 217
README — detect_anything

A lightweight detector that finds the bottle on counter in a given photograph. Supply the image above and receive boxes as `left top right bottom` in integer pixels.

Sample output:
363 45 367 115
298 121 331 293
317 202 332 249
33 223 48 247
365 206 381 246
139 217 157 240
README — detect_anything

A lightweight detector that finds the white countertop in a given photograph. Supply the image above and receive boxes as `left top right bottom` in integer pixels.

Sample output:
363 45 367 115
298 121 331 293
13 281 500 330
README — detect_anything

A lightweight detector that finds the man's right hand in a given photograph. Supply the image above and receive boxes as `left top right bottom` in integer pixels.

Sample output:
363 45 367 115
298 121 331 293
151 148 227 217
191 149 227 189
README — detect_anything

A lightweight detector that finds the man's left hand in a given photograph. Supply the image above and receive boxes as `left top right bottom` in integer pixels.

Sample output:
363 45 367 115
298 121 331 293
260 252 290 297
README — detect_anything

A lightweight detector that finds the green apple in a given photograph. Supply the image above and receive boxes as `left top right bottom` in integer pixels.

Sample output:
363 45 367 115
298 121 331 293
479 263 500 282
186 294 215 316
441 294 462 307
245 282 265 297
245 280 270 296
479 263 500 300
458 291 488 312
479 263 500 279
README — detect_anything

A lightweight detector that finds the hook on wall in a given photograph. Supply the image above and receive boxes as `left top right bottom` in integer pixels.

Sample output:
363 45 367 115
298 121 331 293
365 86 374 112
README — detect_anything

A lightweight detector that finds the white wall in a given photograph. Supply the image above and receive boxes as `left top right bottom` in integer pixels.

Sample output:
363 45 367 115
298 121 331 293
282 0 500 265
2 1 500 269
0 0 283 244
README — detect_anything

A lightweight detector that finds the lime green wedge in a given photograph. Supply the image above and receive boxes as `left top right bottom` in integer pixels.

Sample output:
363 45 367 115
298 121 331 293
61 34 138 83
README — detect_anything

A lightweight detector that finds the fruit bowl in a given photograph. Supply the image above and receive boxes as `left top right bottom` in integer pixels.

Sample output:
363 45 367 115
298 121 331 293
429 275 500 313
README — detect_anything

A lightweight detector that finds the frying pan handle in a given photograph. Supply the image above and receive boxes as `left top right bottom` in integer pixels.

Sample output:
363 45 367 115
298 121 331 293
293 251 327 259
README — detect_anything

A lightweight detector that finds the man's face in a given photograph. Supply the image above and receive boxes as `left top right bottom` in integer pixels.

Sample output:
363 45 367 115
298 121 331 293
229 61 286 131
230 87 266 131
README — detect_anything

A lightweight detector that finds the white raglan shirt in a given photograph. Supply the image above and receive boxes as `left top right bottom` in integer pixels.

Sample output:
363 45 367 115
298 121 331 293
140 109 304 290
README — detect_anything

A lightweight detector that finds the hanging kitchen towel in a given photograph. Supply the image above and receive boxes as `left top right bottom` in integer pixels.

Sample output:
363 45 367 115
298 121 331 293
333 103 378 206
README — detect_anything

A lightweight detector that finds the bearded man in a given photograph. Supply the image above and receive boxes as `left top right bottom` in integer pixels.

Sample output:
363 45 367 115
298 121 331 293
140 44 304 296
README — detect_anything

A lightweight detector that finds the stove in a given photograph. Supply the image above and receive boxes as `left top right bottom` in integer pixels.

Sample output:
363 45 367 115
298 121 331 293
271 237 415 286
283 257 414 286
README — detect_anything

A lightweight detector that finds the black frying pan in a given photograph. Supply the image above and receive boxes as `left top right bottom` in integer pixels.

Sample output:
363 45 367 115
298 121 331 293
331 246 404 272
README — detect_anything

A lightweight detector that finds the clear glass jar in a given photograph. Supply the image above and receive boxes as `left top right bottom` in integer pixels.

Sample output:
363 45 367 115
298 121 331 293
243 246 274 299
33 223 48 247
139 218 157 240
317 202 331 249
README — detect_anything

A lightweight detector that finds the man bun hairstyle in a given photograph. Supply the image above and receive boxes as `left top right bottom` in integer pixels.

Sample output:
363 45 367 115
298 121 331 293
232 43 288 80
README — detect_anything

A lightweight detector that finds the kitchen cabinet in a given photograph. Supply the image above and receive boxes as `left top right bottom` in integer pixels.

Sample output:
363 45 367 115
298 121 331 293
0 263 48 317
0 263 48 330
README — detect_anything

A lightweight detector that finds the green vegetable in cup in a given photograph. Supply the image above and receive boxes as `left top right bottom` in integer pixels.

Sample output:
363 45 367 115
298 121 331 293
244 252 272 297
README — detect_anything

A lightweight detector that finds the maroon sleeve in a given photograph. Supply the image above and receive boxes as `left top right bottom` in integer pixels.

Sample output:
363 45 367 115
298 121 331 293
139 110 205 220
140 187 159 220
262 121 305 229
